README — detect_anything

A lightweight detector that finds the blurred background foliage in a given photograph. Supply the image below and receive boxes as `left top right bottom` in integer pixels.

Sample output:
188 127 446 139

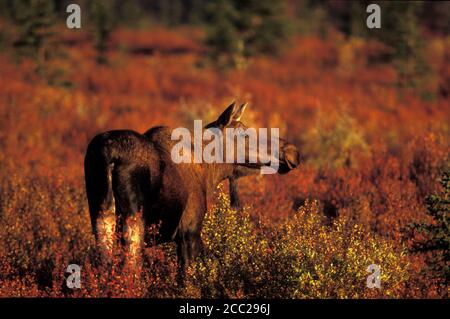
0 1 449 79
0 0 449 298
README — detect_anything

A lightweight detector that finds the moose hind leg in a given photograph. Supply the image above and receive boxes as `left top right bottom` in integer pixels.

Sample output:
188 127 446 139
113 165 150 272
89 163 116 266
96 210 117 264
93 181 117 264
123 212 144 271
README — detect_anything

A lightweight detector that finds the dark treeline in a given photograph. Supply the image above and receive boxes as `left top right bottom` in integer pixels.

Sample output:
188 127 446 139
1 1 448 36
0 0 448 87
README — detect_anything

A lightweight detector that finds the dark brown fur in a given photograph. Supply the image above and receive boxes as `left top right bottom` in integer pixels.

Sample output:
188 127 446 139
84 102 300 275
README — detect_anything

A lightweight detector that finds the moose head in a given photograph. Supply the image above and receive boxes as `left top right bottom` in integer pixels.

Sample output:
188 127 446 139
203 101 300 175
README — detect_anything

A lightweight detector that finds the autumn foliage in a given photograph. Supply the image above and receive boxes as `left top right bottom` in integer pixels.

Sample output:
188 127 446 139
0 21 448 298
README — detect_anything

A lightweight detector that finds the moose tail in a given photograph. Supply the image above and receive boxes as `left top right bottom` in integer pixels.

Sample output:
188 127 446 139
84 134 116 233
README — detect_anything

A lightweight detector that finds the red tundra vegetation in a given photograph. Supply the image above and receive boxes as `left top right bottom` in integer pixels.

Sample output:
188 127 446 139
0 26 448 298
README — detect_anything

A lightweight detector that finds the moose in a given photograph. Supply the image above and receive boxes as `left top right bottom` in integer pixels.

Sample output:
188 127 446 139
84 102 300 275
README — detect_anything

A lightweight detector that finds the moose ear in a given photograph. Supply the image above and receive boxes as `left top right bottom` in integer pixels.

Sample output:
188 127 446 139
233 103 247 121
217 101 237 126
217 101 247 126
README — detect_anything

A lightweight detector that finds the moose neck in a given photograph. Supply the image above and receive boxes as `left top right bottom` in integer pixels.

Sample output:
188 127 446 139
202 162 235 188
201 162 260 194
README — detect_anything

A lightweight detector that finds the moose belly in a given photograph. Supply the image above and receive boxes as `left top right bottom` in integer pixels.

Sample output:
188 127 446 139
143 202 185 245
143 175 189 245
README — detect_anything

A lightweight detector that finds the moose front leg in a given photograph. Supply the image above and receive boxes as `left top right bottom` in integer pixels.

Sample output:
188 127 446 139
176 231 203 282
229 177 241 208
175 193 207 284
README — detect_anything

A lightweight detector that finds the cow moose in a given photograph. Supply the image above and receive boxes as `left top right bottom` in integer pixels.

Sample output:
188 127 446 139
84 102 300 276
